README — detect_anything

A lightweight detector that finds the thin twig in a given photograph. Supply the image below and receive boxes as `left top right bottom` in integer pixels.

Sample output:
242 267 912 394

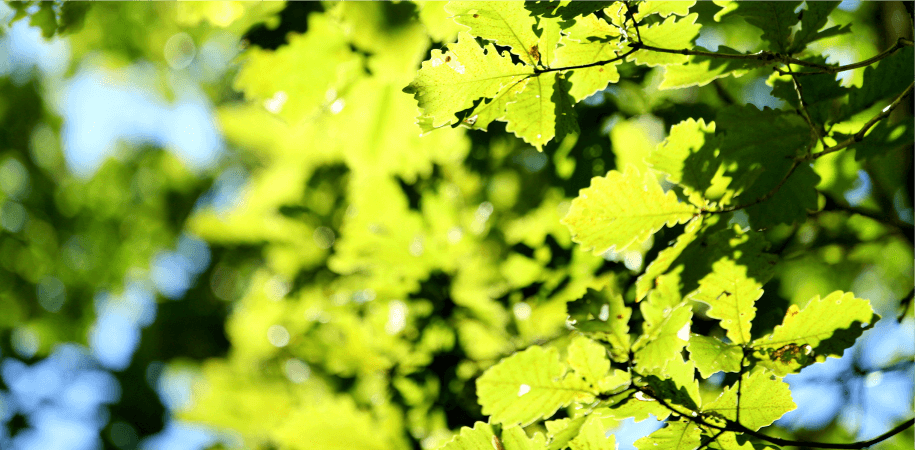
899 289 914 322
629 42 832 69
819 190 914 243
787 65 828 150
730 418 914 449
534 47 639 74
805 81 915 160
625 1 642 44
777 37 914 76
705 159 803 214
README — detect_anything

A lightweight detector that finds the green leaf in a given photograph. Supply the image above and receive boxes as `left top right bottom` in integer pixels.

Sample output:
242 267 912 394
630 14 701 67
635 1 697 21
635 215 708 301
637 222 776 307
553 15 625 102
569 416 616 450
634 302 692 373
502 426 549 450
707 432 756 450
635 419 702 450
439 422 499 450
477 345 593 426
404 32 532 129
648 118 723 205
788 2 848 54
546 416 589 450
769 66 847 125
687 335 743 378
689 259 764 345
570 289 632 363
567 336 624 393
505 72 579 150
524 1 615 22
853 119 915 161
752 291 878 376
562 166 699 255
845 47 915 118
660 46 768 89
720 2 801 53
715 105 817 226
703 369 796 431
447 1 543 66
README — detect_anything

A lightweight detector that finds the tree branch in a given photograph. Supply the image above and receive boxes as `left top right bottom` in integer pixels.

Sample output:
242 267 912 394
786 65 828 150
534 47 639 74
819 190 914 244
777 37 914 76
729 418 914 449
805 81 915 160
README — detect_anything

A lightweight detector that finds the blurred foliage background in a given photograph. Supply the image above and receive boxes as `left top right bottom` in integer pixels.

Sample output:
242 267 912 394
0 1 911 450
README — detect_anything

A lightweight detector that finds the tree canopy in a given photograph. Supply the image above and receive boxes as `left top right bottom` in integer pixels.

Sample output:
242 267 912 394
0 2 913 450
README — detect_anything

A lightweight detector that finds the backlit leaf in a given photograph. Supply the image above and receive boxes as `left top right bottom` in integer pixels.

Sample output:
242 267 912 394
703 369 796 431
562 166 698 255
477 345 593 426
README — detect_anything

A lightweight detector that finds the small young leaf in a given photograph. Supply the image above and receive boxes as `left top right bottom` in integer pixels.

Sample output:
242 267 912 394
689 258 764 345
570 289 631 363
648 118 723 205
477 345 592 426
439 421 498 450
562 166 698 255
687 335 743 378
703 369 796 431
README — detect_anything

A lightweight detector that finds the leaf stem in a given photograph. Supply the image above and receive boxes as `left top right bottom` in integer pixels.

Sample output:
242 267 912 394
804 80 915 160
534 47 639 74
786 65 827 150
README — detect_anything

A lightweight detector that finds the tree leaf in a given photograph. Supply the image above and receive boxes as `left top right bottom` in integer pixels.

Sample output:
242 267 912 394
635 1 697 21
477 345 593 426
689 258 764 345
524 1 616 22
708 432 757 450
562 166 698 255
703 369 796 431
635 419 702 450
404 32 533 129
845 46 915 119
660 46 768 89
788 2 848 54
447 1 543 66
553 15 625 102
634 302 692 373
504 72 579 150
752 291 879 376
570 288 632 363
687 335 743 379
719 2 801 53
439 422 498 450
569 416 616 450
635 215 708 301
649 118 723 205
630 14 701 67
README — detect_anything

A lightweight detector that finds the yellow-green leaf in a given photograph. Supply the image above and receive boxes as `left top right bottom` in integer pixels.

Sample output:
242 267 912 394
562 166 698 255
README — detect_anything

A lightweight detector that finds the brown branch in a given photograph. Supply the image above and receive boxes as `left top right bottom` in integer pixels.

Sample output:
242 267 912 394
805 81 915 160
